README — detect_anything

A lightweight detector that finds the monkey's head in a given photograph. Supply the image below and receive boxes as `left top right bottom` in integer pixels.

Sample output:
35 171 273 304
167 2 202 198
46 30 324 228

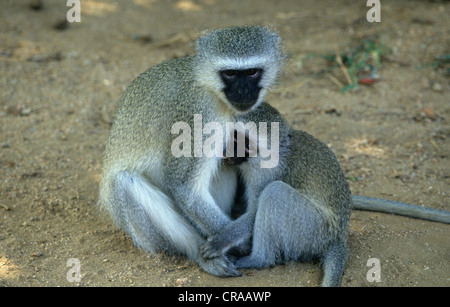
195 26 284 113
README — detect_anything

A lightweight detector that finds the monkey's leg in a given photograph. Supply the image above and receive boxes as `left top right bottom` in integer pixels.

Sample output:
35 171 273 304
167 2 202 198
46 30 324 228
234 181 347 286
106 170 240 277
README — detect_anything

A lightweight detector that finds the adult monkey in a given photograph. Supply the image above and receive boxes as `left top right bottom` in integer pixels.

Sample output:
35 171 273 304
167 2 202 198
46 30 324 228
98 26 285 277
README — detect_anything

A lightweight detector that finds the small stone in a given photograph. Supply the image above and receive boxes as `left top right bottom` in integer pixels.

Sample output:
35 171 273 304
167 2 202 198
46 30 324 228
176 277 189 287
31 251 43 257
432 82 442 92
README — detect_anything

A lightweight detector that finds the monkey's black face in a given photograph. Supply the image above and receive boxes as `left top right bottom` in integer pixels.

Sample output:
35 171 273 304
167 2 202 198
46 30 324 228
220 68 263 111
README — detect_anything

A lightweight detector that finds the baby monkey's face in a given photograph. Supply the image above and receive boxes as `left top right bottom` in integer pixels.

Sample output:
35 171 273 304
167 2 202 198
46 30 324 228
223 130 256 166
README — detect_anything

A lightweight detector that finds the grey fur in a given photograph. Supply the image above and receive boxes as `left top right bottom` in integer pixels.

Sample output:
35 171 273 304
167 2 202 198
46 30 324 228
98 26 284 277
352 195 450 224
201 103 352 286
201 102 450 285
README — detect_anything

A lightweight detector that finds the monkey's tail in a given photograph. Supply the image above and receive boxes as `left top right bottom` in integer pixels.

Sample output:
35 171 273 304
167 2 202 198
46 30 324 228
351 195 450 224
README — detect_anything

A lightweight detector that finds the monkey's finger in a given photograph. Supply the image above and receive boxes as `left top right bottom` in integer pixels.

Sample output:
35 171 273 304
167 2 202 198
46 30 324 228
220 257 242 277
202 256 242 277
223 265 242 277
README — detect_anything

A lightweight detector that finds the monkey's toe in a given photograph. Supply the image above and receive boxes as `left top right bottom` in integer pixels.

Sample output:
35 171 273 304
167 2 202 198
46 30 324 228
201 256 242 277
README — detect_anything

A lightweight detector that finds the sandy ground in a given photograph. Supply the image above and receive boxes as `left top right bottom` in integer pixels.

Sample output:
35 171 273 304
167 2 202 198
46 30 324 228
0 0 449 287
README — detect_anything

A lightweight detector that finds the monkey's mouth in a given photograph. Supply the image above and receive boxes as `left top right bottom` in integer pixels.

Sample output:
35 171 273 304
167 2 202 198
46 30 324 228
228 99 259 112
224 88 261 111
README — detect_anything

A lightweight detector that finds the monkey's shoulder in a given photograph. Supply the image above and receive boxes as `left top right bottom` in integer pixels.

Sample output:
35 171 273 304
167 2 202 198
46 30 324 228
288 130 337 162
239 102 285 124
128 56 196 95
115 56 213 117
286 129 347 183
285 130 352 209
141 56 195 77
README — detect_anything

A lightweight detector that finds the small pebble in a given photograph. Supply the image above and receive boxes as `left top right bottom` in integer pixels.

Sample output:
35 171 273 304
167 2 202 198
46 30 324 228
30 0 43 11
31 251 43 257
432 82 442 92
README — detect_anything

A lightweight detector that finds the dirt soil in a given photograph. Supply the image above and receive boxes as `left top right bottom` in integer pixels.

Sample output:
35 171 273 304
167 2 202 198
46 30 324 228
0 0 449 287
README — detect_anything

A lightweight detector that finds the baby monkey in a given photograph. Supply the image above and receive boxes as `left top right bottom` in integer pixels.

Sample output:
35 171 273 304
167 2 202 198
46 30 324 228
202 102 352 287
204 103 450 286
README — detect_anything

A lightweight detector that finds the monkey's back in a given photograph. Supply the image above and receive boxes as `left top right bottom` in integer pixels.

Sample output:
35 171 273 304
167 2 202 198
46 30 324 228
283 130 352 233
103 57 190 165
102 56 228 174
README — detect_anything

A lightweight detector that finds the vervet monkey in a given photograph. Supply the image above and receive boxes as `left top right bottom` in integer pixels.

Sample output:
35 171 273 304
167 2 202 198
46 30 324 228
202 102 450 286
98 26 284 277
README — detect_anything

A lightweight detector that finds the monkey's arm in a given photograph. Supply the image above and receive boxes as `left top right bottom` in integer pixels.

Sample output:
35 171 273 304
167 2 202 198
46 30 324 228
161 155 235 237
201 212 254 259
202 187 261 259
171 187 233 236
352 195 450 224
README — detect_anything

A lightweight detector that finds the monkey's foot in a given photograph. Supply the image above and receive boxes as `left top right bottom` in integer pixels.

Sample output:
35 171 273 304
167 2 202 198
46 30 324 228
199 256 242 277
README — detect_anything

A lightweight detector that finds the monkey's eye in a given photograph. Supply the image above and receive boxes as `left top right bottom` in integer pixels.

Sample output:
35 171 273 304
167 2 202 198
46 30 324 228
223 70 237 78
245 69 259 77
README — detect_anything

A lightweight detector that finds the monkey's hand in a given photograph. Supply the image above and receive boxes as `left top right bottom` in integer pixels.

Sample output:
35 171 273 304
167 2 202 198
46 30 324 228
201 233 236 259
201 218 252 259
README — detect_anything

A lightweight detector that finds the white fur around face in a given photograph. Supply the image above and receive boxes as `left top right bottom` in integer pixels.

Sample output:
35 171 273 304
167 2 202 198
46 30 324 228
194 54 282 112
197 55 280 87
213 55 280 89
213 55 273 71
